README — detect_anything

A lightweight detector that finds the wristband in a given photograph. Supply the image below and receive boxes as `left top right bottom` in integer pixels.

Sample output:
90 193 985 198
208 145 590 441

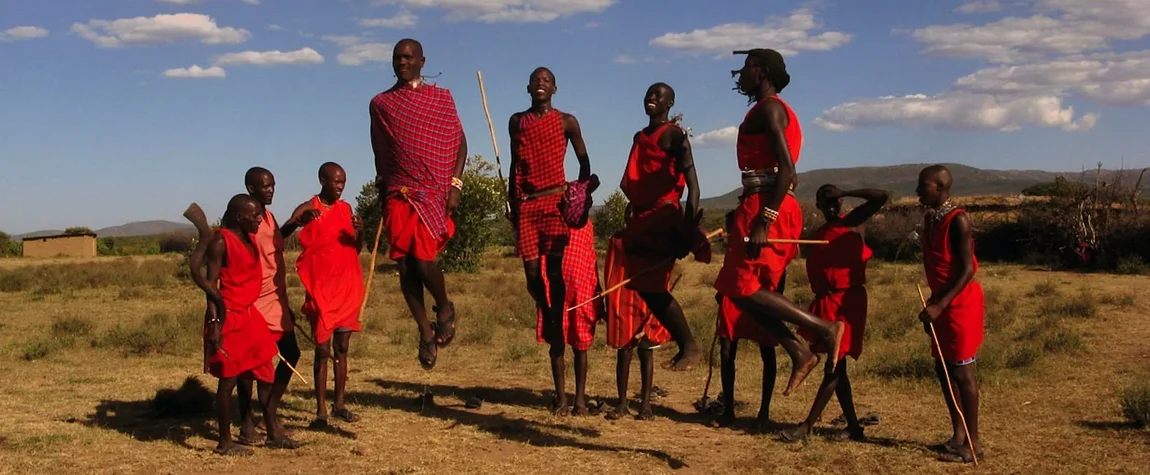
760 207 779 222
450 177 464 190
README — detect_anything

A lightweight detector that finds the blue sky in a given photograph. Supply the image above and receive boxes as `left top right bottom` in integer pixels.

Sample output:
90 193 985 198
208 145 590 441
3 0 1149 234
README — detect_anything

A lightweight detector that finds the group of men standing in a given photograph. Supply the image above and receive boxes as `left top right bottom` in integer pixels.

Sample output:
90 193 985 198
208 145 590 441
195 37 987 464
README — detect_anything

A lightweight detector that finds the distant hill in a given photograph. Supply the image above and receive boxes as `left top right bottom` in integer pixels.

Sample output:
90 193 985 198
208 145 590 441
698 163 1134 210
14 220 194 239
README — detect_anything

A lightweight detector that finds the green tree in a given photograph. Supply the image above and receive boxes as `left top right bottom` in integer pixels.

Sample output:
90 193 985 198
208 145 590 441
354 180 388 254
353 155 506 273
0 232 14 257
65 226 94 235
592 190 628 242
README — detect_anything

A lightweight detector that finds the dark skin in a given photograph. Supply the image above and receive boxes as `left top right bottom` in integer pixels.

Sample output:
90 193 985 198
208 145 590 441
608 342 656 421
783 186 888 443
714 336 776 430
371 39 465 365
916 166 982 461
630 83 702 371
727 54 843 396
235 169 301 447
285 164 364 424
508 67 593 415
203 196 289 455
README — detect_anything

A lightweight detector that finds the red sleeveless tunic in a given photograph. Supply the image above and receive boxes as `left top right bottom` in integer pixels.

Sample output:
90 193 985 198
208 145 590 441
799 219 871 360
513 109 570 260
714 96 803 298
923 208 985 363
621 122 685 209
297 196 365 345
209 229 277 382
619 123 691 292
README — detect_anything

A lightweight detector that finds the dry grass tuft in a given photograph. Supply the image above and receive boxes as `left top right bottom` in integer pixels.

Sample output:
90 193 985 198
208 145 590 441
95 311 201 356
1120 383 1150 427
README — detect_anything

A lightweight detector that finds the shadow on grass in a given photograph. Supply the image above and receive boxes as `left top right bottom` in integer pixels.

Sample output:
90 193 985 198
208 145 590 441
339 378 690 470
70 399 215 450
1077 419 1147 433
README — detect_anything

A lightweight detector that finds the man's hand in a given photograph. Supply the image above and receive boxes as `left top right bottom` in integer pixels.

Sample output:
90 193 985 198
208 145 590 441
292 208 321 227
205 315 222 357
745 217 770 259
352 214 364 232
918 303 943 328
447 188 462 214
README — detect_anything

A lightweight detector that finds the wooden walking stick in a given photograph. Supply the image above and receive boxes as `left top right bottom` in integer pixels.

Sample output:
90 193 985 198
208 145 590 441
917 284 979 466
476 70 511 216
358 217 385 322
278 351 309 385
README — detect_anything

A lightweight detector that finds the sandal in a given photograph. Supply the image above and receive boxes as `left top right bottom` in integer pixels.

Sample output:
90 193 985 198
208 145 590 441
332 407 360 423
830 426 865 442
419 331 437 370
433 302 456 347
937 447 984 464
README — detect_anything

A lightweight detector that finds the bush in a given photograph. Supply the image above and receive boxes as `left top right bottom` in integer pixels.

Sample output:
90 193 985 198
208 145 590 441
353 180 388 254
65 227 94 235
158 234 193 254
95 312 201 356
1120 383 1150 427
0 231 16 257
592 190 628 243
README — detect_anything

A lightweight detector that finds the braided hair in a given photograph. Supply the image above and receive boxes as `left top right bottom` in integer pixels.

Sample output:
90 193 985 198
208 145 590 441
731 48 791 103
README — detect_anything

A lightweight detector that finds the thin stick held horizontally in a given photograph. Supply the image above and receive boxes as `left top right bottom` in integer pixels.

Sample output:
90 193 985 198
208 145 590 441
566 228 725 312
917 284 979 467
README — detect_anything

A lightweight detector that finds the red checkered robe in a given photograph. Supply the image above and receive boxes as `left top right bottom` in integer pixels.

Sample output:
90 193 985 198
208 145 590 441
605 235 670 349
536 221 601 350
514 109 569 260
370 83 463 239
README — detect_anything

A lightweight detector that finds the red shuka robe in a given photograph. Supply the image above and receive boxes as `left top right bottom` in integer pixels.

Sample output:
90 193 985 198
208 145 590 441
800 218 871 360
923 207 985 363
605 235 670 349
209 229 277 383
297 197 366 345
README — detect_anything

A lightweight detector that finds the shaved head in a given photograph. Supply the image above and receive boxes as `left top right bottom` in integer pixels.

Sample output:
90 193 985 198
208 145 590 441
244 167 272 187
531 67 555 84
920 164 953 191
228 193 260 213
649 82 675 102
395 38 423 57
319 162 344 180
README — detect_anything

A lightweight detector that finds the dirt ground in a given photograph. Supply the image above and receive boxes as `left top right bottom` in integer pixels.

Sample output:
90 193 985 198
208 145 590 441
0 254 1147 474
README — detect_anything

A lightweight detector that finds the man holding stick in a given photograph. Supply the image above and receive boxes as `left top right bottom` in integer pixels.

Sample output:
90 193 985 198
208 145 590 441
916 165 984 464
619 82 711 371
713 48 844 396
191 194 290 454
234 167 303 447
370 38 466 370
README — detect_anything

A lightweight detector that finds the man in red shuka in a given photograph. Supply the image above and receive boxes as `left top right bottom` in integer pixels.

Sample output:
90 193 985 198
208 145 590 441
370 38 466 370
916 165 985 464
508 66 596 416
713 48 844 397
783 185 888 443
619 82 711 372
288 162 366 428
200 194 284 455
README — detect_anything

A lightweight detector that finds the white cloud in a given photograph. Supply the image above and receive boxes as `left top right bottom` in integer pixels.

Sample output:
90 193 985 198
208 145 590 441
954 50 1150 106
649 8 852 57
815 92 1098 132
322 35 362 47
692 126 739 148
268 24 286 31
911 0 1150 63
359 10 418 28
613 55 635 64
0 26 49 41
381 0 614 23
71 13 250 48
163 64 227 78
956 0 1004 14
214 47 324 66
337 43 393 66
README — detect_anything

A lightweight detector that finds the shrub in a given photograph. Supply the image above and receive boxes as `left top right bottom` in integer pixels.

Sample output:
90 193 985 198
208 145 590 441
51 316 95 338
0 231 15 257
22 340 53 361
65 227 94 235
869 350 936 380
1039 290 1098 319
96 312 200 356
1028 280 1060 298
1120 383 1150 427
1115 255 1149 275
592 190 628 243
158 234 193 254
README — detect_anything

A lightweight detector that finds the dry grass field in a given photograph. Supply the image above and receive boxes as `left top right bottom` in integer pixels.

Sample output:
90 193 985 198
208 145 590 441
1 251 1148 474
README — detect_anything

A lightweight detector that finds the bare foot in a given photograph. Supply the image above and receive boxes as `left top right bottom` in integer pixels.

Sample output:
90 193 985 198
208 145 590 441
571 405 590 416
236 427 258 446
213 442 254 456
635 407 654 421
784 353 820 396
709 410 736 428
662 346 701 371
605 404 631 420
550 397 569 416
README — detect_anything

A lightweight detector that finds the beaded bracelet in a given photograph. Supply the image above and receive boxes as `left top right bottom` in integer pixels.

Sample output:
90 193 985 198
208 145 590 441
761 207 779 222
450 177 464 190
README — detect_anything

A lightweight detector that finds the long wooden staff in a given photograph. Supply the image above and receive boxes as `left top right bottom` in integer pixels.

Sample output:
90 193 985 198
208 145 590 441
476 70 511 216
917 284 978 466
359 217 385 322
